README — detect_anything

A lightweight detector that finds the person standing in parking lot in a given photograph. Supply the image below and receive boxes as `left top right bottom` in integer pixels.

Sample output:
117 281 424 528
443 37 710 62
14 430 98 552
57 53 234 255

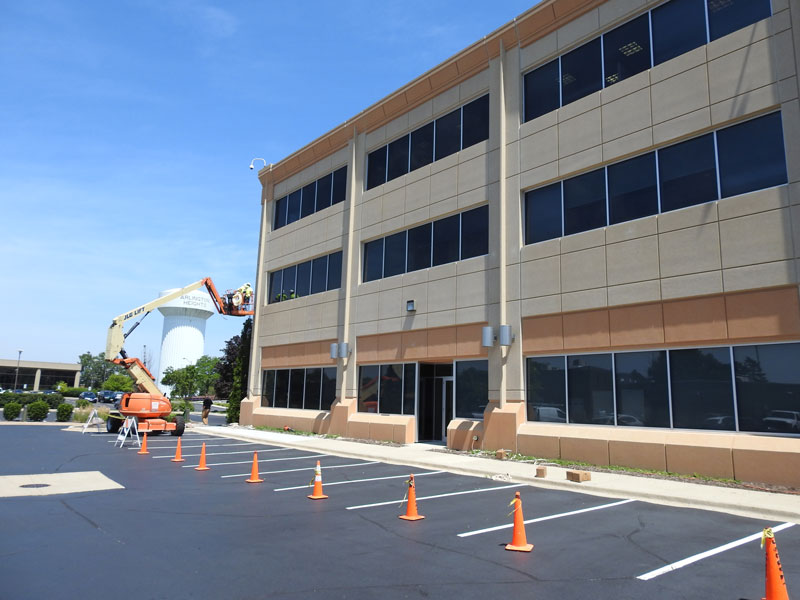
201 397 212 425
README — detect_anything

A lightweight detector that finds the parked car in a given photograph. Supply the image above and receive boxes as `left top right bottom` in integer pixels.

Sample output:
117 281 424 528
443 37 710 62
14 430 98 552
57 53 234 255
79 391 97 402
113 392 125 402
762 410 800 433
97 390 117 403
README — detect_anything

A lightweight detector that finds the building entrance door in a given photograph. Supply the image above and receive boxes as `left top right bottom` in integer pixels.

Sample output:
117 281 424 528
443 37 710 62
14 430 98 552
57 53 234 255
418 363 454 442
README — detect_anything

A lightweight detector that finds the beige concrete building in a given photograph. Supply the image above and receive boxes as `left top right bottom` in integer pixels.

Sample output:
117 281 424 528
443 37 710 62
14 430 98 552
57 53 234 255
244 0 800 487
0 359 81 391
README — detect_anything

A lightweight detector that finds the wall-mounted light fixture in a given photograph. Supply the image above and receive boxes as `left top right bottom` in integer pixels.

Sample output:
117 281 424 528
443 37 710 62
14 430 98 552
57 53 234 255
481 326 495 348
330 342 338 360
499 324 515 347
406 300 416 312
330 342 351 359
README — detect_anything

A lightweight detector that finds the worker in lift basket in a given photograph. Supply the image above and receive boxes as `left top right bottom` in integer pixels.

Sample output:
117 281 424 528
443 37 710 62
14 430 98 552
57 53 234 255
239 282 253 304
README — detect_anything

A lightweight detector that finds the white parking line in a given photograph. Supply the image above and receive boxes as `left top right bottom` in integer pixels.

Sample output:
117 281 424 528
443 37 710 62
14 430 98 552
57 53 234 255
346 483 522 510
152 447 288 458
637 522 796 581
181 453 329 468
457 499 635 537
274 471 445 491
221 461 379 478
142 443 255 450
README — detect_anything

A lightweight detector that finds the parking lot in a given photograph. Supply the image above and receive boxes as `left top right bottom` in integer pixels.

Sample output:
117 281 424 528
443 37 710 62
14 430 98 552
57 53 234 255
1 425 797 599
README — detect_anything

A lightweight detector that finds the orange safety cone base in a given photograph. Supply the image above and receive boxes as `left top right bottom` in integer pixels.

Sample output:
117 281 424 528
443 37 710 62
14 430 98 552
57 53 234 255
505 542 534 552
247 476 264 483
399 514 425 521
195 465 210 471
171 456 185 463
307 493 328 499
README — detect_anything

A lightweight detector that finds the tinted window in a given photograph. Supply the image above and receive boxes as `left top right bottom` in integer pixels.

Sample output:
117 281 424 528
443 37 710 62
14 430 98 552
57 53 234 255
607 152 658 224
524 182 562 244
304 368 321 410
274 196 287 229
567 354 614 425
410 123 434 172
652 0 707 66
321 367 336 410
435 108 461 161
363 238 384 282
327 251 342 291
379 364 403 414
563 169 606 236
658 133 718 212
455 360 488 419
261 370 275 408
274 369 289 408
527 356 566 422
268 270 282 304
316 173 332 211
358 365 379 413
286 190 301 224
717 112 787 198
403 363 416 415
387 135 410 182
460 205 489 260
295 261 311 297
332 166 347 204
433 213 460 266
300 182 316 218
603 13 651 87
366 146 387 190
614 351 669 427
462 94 490 148
289 369 304 409
524 59 560 123
383 231 406 278
310 255 328 295
561 38 602 106
407 222 432 272
670 347 734 430
281 265 297 300
708 0 771 42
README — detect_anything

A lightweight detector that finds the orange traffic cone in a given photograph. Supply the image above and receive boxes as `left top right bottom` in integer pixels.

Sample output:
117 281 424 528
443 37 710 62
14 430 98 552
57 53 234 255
171 437 185 462
195 442 210 471
505 491 534 552
399 474 425 521
762 528 790 600
245 452 263 483
137 432 149 455
307 460 328 499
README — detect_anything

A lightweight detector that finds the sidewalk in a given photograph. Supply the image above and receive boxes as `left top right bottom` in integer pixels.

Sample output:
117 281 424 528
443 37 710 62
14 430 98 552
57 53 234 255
191 424 800 524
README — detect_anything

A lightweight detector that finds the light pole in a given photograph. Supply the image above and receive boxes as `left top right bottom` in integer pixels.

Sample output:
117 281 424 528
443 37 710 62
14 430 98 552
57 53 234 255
13 349 22 391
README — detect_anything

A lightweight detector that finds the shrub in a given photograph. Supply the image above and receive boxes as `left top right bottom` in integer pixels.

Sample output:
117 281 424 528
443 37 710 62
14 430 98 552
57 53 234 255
3 402 21 421
56 403 74 422
27 400 50 422
73 406 109 423
44 394 63 409
76 398 90 409
60 387 87 398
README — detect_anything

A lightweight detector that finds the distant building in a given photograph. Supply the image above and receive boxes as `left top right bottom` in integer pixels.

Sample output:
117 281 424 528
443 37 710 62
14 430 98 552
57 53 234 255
0 359 81 391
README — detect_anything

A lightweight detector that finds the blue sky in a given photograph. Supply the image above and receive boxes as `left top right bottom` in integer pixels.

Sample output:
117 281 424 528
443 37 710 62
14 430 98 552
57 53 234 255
0 0 538 370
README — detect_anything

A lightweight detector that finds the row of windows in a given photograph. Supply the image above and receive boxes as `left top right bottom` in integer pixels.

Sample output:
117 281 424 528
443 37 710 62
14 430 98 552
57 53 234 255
268 250 343 304
273 166 348 231
527 342 800 434
524 112 787 244
524 0 772 122
261 367 337 411
366 94 490 191
363 205 489 283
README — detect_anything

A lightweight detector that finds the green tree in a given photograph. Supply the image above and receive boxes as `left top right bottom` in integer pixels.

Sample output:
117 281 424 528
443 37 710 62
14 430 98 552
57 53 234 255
161 365 198 398
227 318 252 424
194 355 220 396
102 373 134 392
79 352 124 389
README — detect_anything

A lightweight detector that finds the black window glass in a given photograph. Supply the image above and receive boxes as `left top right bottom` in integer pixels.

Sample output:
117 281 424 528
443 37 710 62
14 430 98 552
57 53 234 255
363 238 384 282
708 0 771 42
274 369 289 408
358 365 379 413
295 261 311 298
567 354 614 425
734 343 800 434
460 205 489 260
410 122 434 171
407 223 432 272
403 363 416 415
614 351 669 427
435 108 461 161
524 182 562 244
327 251 342 291
261 370 275 408
608 152 658 225
658 133 718 212
268 270 282 304
274 196 287 229
281 265 297 300
563 168 606 236
332 166 347 204
310 255 328 295
717 113 787 199
524 59 560 123
455 360 488 419
387 135 410 182
670 347 734 430
433 214 460 266
316 173 332 211
286 190 301 224
366 146 387 190
434 364 453 377
304 368 321 411
321 367 337 410
561 38 602 106
462 94 490 148
526 356 566 423
301 182 316 218
652 0 707 66
383 231 407 278
603 13 651 87
379 364 403 414
288 369 304 409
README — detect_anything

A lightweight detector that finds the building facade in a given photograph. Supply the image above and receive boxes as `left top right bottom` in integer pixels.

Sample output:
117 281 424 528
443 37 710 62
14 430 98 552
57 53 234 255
0 359 81 391
245 0 800 487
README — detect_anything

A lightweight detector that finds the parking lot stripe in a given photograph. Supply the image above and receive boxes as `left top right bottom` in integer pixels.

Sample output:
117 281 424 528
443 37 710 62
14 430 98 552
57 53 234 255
346 483 522 510
636 522 796 581
144 443 254 450
220 461 380 478
457 499 635 537
274 471 445 491
181 453 329 468
152 447 287 458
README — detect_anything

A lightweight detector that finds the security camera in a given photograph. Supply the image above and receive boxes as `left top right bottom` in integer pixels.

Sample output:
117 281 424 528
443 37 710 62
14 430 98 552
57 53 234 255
249 164 254 170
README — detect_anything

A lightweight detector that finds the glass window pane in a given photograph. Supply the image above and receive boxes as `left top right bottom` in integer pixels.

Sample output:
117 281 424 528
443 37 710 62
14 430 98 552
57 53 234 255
460 204 489 260
567 354 614 425
316 173 332 211
435 364 453 377
268 270 282 304
310 255 328 295
407 222 432 272
281 265 297 300
300 182 316 218
524 182 562 244
670 347 734 430
563 168 606 236
603 14 651 87
435 108 461 161
433 214 460 266
274 369 289 408
455 360 488 419
614 351 669 427
366 146 387 190
379 364 403 414
608 152 658 225
524 59 560 123
652 0 707 66
274 196 287 229
332 166 347 204
295 261 311 297
734 343 800 434
658 133 718 212
321 367 337 410
327 251 342 291
462 94 490 148
717 113 788 199
286 190 301 224
387 135 410 182
383 231 407 278
288 369 304 409
363 238 384 282
561 38 602 106
410 122 434 171
403 363 416 415
526 356 566 422
708 0 771 42
358 365 379 413
261 370 275 408
304 368 321 411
